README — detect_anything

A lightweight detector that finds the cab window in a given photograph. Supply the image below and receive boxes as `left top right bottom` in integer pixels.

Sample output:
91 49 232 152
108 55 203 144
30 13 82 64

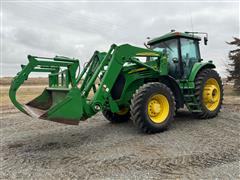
180 38 200 78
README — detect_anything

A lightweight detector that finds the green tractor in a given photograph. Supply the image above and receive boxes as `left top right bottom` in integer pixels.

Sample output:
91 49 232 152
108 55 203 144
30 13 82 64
9 31 223 133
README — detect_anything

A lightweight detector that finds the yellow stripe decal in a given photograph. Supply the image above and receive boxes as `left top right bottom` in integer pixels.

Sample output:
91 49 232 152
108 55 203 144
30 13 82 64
136 52 160 56
128 67 147 74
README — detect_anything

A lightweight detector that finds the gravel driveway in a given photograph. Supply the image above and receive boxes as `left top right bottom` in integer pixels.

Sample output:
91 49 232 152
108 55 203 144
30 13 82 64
1 105 239 179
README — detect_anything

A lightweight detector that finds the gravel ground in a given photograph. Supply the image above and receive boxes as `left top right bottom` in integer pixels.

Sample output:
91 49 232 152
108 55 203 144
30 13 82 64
0 104 239 179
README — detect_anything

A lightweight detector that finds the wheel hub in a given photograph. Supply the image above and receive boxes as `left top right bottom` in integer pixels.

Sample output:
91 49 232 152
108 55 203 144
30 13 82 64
203 85 218 103
147 94 169 123
148 100 161 116
203 78 221 111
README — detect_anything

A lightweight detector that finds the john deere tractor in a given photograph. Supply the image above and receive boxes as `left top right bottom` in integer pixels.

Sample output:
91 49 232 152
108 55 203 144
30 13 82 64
9 31 223 133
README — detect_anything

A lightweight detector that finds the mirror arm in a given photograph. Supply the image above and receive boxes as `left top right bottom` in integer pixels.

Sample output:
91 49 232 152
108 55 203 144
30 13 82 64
144 42 150 49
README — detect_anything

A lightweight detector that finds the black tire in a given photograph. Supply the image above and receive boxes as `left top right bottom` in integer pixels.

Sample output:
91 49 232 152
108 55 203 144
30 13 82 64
194 69 223 118
130 82 175 133
102 108 130 123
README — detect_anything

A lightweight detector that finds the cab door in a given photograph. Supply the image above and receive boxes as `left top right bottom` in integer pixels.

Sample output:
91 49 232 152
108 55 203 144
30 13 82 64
180 38 201 78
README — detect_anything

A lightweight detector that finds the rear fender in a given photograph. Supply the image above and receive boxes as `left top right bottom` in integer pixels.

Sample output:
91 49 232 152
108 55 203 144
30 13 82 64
188 62 216 82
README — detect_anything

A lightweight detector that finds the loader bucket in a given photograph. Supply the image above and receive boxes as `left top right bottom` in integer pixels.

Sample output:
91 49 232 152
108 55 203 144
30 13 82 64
9 55 94 125
24 88 87 125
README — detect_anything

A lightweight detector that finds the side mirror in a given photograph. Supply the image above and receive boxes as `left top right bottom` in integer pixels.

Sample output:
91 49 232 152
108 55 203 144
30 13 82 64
204 36 208 45
172 57 178 63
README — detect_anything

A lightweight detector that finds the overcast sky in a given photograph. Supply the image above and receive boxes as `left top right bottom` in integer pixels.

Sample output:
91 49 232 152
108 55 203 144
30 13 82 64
1 0 239 77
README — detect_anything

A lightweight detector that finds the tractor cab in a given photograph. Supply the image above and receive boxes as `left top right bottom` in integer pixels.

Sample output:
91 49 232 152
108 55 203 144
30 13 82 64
148 31 203 79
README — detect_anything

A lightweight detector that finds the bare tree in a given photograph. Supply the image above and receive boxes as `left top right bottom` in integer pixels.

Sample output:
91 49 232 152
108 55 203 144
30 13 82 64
227 37 240 90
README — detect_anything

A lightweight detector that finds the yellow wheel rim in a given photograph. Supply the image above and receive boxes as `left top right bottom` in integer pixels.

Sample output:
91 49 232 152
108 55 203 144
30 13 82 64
116 107 129 115
203 78 221 111
147 94 169 123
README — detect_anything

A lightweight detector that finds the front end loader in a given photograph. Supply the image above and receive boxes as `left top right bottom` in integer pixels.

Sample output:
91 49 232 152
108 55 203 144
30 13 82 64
9 31 223 133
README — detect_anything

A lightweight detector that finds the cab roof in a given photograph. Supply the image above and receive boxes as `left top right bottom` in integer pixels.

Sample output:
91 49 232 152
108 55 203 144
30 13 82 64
147 31 201 45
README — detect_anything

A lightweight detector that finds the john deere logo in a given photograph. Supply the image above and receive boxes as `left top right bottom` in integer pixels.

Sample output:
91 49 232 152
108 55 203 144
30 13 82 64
136 52 160 56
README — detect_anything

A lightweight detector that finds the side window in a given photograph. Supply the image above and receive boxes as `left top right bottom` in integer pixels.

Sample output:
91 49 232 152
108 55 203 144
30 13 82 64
180 38 199 77
163 39 179 78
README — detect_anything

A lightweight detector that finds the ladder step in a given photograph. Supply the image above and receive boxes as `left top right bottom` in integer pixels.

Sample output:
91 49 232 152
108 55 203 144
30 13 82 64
184 94 195 98
191 109 202 113
182 86 194 89
187 103 199 106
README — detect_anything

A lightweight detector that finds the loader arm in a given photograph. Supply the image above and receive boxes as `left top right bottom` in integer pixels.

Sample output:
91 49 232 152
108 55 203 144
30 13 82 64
9 44 161 124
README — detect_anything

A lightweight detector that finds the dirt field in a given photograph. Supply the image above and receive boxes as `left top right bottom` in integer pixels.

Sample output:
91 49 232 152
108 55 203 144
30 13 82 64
0 79 240 179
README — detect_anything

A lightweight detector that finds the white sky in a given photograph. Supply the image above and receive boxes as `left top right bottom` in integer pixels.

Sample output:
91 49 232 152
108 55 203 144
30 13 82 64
1 0 239 77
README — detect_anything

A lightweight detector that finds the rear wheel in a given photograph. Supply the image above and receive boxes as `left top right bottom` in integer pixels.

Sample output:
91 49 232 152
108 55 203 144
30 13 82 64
194 69 223 118
102 107 130 123
130 82 175 133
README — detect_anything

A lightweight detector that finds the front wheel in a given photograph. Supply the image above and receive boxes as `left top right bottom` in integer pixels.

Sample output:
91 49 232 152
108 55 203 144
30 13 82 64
102 107 130 123
194 69 223 118
130 82 175 133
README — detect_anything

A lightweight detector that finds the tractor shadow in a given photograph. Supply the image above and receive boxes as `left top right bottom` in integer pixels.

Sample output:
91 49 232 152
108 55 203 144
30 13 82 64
11 110 198 153
174 110 198 121
14 118 137 153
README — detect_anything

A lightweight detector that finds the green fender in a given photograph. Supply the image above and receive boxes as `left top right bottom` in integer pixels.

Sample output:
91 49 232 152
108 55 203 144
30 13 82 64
188 62 216 82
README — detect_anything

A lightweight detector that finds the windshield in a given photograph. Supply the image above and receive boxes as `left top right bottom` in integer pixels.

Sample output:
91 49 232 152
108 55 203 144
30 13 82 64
149 39 178 61
151 39 177 54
